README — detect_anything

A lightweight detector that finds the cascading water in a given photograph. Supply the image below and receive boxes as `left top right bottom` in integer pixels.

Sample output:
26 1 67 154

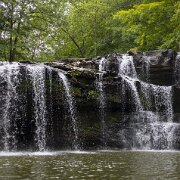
0 62 20 151
117 55 176 150
96 57 108 147
151 85 173 120
136 82 175 149
0 52 179 152
118 55 137 78
0 62 79 152
48 68 54 138
118 55 143 111
27 64 47 152
58 72 79 150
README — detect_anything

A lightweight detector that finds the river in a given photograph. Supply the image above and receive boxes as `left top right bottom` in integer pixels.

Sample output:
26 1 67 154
0 151 179 179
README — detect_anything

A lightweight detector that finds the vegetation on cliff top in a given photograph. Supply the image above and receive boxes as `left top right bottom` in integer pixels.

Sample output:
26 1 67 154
0 0 179 62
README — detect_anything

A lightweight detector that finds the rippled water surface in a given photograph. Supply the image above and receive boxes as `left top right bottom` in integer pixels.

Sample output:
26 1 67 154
0 151 180 179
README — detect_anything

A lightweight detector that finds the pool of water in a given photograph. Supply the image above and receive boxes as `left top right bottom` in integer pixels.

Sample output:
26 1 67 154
0 150 180 179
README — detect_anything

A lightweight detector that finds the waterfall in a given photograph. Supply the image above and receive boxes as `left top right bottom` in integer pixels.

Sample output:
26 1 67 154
130 111 176 150
58 72 79 150
140 82 173 120
136 83 175 149
96 57 108 147
118 55 137 78
0 62 20 151
0 62 80 152
0 52 179 151
48 68 54 138
27 64 47 152
151 85 173 120
117 55 176 150
118 55 143 111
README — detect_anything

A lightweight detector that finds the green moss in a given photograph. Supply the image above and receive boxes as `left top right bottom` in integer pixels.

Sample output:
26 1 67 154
71 70 81 82
104 76 114 82
88 90 99 99
140 95 152 108
18 82 32 90
107 94 121 103
71 86 81 96
80 123 100 138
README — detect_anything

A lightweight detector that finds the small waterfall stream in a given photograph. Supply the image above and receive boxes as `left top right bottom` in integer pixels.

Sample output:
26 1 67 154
96 57 108 147
0 62 20 151
27 65 47 152
141 55 151 81
118 55 143 111
58 72 79 150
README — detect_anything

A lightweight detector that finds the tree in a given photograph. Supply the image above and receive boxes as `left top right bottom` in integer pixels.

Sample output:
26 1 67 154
0 0 67 62
0 0 179 61
0 0 36 61
54 0 111 58
114 0 180 51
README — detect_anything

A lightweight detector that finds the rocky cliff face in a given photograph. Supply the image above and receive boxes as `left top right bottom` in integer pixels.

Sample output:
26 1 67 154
44 49 180 150
0 49 180 151
47 49 179 112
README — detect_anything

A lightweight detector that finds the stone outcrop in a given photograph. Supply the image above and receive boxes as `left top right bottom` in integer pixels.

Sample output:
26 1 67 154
46 49 180 110
44 49 180 150
1 49 179 151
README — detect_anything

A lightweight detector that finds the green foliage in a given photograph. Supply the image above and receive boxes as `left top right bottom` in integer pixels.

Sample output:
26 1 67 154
0 0 67 61
71 86 81 96
88 90 99 99
0 0 179 61
114 1 179 51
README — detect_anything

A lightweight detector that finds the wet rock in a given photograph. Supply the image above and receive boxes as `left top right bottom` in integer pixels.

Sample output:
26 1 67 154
173 86 180 113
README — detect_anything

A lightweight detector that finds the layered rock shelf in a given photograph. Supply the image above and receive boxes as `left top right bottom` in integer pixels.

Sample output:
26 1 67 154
0 49 180 151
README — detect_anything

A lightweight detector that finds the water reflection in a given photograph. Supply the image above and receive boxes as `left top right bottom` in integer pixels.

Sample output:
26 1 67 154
0 151 179 179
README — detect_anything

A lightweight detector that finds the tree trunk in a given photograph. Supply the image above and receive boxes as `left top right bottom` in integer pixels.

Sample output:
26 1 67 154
61 28 85 58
